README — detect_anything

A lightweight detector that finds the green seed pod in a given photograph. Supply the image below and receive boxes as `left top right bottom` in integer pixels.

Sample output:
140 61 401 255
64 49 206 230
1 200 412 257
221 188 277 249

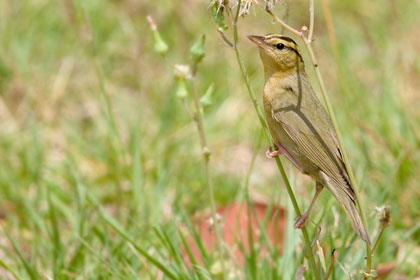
200 83 214 108
190 34 206 64
176 78 188 100
153 31 168 55
147 15 168 56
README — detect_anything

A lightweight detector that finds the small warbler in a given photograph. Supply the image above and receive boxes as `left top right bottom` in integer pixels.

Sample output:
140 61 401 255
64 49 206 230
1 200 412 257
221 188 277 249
248 34 370 243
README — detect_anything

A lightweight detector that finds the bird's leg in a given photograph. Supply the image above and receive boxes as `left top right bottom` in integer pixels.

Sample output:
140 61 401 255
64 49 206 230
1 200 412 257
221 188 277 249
294 182 323 229
267 142 303 171
266 142 292 159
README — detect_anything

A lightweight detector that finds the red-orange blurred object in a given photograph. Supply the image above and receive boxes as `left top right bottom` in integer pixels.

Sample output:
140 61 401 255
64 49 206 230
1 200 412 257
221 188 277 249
183 202 285 266
376 263 420 279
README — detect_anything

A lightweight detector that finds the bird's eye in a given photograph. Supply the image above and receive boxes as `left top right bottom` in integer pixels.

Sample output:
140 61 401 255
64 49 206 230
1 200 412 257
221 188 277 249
276 43 285 50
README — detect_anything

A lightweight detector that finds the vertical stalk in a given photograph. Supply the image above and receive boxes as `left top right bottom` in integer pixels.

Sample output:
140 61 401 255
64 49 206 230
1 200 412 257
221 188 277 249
147 14 226 276
232 1 320 279
308 0 315 42
370 227 384 253
189 64 226 278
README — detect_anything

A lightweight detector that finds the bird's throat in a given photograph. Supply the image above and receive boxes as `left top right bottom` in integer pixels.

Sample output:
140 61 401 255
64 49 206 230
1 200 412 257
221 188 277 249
259 50 304 81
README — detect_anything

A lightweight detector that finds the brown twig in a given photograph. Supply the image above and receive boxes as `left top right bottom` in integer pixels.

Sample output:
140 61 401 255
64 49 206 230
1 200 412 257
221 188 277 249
217 28 234 48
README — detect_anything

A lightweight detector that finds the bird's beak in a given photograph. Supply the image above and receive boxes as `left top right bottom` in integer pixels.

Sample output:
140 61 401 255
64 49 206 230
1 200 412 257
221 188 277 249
247 35 267 48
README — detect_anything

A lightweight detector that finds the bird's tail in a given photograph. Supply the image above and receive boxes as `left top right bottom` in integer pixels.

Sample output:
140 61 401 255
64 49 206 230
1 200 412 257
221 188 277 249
326 180 371 244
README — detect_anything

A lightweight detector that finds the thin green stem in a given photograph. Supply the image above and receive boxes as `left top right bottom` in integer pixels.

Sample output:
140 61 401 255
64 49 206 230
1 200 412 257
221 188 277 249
0 252 24 280
266 9 302 37
232 1 320 279
189 65 226 278
323 249 336 280
371 226 384 253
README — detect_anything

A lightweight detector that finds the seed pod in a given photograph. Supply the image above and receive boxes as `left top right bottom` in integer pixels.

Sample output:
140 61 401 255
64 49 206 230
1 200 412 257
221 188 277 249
147 15 168 56
190 34 206 64
200 83 214 108
175 78 188 100
377 206 391 228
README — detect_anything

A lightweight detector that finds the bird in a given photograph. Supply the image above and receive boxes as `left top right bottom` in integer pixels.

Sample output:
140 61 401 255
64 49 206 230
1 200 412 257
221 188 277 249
247 34 370 243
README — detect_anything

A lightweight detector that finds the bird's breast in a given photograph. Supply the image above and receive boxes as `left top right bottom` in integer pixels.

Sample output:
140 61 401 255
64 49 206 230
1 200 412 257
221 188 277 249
262 86 296 149
262 78 318 175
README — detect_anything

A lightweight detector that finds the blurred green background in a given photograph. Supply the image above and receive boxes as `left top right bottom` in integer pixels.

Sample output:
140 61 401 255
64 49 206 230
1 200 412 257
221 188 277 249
0 0 419 279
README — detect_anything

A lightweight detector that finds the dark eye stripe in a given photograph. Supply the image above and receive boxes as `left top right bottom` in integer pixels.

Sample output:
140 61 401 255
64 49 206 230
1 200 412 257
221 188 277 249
279 36 297 44
265 35 303 61
284 46 303 61
271 35 297 45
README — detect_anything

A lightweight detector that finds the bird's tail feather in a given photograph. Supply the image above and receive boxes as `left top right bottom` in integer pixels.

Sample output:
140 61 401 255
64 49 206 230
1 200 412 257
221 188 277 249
326 181 371 244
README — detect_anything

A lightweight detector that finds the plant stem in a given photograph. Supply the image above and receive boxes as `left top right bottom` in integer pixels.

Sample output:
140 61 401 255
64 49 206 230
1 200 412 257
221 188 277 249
267 5 372 278
371 226 385 253
323 249 336 280
189 64 226 278
232 1 320 279
308 0 315 42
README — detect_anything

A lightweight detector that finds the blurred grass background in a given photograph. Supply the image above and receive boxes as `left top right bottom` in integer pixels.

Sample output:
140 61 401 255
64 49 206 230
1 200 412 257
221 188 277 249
0 0 419 279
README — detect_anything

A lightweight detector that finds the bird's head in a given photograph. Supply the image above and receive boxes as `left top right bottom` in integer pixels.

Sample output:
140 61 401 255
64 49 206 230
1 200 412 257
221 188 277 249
248 34 304 74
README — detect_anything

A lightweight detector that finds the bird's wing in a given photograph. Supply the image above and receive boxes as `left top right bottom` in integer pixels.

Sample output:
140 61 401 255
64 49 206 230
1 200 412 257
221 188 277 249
270 88 355 201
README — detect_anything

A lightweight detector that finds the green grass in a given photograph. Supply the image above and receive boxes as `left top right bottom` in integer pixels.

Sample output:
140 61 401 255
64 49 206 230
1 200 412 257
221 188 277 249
0 0 419 279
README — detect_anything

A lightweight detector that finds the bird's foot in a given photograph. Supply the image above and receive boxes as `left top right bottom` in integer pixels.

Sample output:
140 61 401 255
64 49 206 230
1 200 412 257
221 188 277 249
294 212 310 229
269 142 303 172
266 146 282 158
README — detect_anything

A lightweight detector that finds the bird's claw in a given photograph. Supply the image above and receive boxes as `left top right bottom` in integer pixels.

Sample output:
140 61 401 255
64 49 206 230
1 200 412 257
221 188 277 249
294 212 310 229
266 147 282 159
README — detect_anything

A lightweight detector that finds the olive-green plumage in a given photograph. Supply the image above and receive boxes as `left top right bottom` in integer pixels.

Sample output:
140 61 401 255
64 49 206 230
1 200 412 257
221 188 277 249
248 34 370 243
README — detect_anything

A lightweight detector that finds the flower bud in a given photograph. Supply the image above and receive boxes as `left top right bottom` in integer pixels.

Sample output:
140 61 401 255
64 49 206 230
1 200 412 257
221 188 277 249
173 64 191 79
147 15 168 56
190 34 206 64
200 83 214 107
211 2 228 31
376 205 391 228
175 78 188 100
